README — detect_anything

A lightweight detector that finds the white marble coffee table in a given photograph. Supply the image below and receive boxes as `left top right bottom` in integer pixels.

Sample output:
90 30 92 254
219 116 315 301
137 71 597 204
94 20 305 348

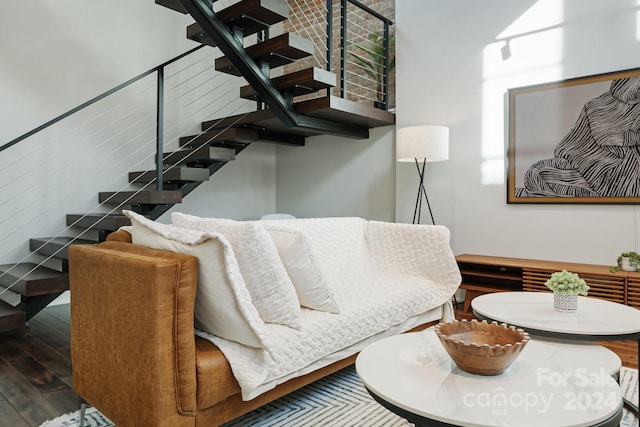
471 292 640 340
471 291 640 415
356 329 622 427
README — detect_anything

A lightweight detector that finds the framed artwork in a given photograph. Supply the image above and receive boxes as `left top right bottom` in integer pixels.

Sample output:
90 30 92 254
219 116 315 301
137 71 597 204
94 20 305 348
506 67 640 204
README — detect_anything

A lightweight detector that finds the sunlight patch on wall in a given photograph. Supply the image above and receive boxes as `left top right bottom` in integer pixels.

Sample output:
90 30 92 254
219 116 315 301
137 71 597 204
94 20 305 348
481 0 564 186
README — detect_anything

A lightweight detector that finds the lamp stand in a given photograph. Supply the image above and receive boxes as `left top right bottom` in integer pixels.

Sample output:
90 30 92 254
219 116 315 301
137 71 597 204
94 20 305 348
412 159 435 225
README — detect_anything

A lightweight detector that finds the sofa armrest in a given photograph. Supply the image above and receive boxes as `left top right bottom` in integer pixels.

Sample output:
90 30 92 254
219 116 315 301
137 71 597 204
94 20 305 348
69 241 198 427
365 221 462 295
106 229 133 243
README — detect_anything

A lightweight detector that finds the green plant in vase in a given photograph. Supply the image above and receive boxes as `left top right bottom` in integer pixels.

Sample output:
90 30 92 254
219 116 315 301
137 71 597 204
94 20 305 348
349 31 395 106
610 251 640 272
545 270 589 295
545 270 588 312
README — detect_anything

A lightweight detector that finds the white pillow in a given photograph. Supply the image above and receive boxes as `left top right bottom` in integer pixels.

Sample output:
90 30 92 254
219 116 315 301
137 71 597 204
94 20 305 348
122 210 270 349
263 225 340 313
171 212 302 329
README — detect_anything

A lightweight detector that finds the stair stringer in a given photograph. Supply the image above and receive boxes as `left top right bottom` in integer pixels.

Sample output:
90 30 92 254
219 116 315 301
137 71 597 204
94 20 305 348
176 0 369 139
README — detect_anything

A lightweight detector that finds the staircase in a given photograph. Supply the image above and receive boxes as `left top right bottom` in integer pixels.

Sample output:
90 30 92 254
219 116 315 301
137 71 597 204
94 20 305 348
0 0 394 332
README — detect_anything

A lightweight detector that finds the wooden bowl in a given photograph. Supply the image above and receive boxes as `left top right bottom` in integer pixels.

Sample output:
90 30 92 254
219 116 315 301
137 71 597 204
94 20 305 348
434 319 530 376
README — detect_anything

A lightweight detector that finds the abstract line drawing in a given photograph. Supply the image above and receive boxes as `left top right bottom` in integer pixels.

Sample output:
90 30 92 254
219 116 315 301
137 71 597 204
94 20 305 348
507 69 640 204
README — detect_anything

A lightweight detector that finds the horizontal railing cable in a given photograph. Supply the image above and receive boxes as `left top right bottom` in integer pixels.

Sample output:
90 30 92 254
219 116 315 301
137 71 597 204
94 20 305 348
0 107 252 298
0 47 252 298
0 45 205 155
286 1 328 68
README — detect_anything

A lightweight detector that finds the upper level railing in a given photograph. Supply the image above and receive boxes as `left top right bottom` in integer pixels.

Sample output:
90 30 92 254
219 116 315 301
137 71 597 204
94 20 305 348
284 0 395 110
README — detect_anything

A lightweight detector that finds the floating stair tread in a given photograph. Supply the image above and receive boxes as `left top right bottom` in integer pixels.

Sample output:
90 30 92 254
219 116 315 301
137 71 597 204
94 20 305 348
179 128 259 147
294 96 396 128
240 67 336 100
187 0 289 46
218 0 289 26
215 33 314 76
30 237 96 260
66 214 131 232
155 0 188 14
0 301 25 333
202 95 393 137
129 167 210 184
0 263 68 297
164 146 236 165
99 190 183 205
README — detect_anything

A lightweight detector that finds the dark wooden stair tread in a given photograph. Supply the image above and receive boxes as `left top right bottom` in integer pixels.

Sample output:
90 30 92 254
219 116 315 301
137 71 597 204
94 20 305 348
187 0 289 46
0 263 68 296
294 95 396 128
99 190 182 205
240 67 336 101
179 128 259 147
129 166 210 184
30 237 96 260
202 95 394 138
164 146 236 165
155 0 189 14
215 33 314 76
0 301 25 333
218 0 288 26
66 215 131 232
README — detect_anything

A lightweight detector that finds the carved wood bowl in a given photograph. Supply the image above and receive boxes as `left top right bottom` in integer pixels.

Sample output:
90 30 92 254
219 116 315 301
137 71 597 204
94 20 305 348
434 319 530 376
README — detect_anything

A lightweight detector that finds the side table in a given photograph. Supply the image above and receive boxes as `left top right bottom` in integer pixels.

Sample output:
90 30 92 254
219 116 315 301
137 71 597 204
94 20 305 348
472 291 640 417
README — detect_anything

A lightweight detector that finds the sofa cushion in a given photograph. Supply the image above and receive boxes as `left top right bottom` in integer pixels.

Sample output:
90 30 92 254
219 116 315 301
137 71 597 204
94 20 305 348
260 217 368 289
122 210 270 349
263 225 340 313
171 212 302 329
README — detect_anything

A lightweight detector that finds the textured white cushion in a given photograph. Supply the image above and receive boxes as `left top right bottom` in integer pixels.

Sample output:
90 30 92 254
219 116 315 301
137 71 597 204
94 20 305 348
171 212 302 329
263 225 340 313
122 210 270 349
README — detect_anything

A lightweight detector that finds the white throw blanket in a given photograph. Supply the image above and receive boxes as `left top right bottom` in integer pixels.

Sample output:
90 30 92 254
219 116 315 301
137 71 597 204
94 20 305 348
197 218 462 400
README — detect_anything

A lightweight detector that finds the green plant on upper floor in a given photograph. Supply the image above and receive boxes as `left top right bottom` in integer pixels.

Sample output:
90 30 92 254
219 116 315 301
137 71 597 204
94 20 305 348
544 270 589 295
349 31 395 102
610 251 640 272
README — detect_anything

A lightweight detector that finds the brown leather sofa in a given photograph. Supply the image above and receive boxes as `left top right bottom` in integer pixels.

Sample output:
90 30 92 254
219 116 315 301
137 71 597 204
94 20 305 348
69 230 434 426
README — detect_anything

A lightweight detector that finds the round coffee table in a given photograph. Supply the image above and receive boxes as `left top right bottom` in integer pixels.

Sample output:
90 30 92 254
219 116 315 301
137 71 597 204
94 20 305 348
471 291 640 416
356 329 623 427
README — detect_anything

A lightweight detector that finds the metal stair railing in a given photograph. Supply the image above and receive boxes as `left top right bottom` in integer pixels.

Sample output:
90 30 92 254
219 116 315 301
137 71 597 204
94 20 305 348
284 0 394 110
0 45 253 300
177 0 368 138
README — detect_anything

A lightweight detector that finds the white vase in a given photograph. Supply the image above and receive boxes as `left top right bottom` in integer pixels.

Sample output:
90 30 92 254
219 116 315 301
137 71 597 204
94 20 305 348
621 257 637 271
553 293 578 312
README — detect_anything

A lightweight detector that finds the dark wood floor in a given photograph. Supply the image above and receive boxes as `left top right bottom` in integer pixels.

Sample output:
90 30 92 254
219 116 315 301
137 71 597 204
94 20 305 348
0 303 637 426
0 304 79 426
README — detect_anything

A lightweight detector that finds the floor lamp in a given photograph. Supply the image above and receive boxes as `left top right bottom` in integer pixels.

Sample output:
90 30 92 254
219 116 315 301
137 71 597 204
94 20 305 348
396 125 449 224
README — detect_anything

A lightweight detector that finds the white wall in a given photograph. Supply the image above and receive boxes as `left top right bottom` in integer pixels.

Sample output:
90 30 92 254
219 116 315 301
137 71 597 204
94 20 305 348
0 0 274 265
396 0 640 265
162 143 277 222
275 126 396 221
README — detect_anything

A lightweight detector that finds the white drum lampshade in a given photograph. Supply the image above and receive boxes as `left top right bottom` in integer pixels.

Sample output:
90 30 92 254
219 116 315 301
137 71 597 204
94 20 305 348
396 125 449 163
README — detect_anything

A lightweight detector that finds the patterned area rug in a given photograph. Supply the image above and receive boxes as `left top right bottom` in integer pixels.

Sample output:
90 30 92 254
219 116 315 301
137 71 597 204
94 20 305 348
41 366 639 427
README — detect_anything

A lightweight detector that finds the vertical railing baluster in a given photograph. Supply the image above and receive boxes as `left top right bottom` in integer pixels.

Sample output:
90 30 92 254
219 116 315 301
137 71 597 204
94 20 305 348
382 21 389 110
156 67 164 191
326 0 333 72
326 0 333 96
340 0 347 99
